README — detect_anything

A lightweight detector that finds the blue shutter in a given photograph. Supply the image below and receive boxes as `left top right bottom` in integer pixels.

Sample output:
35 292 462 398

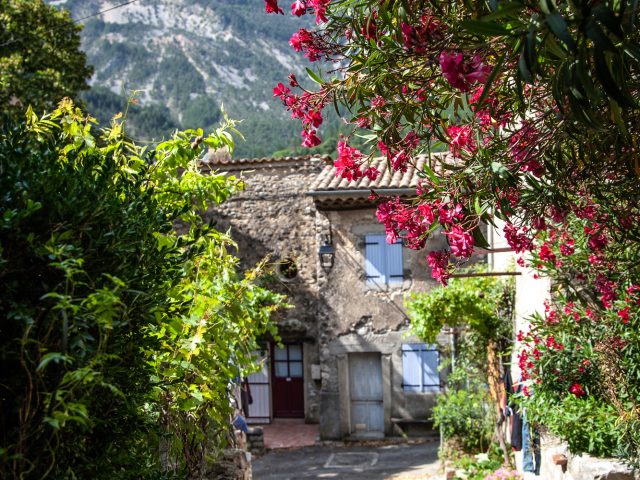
386 240 403 284
401 344 423 392
365 234 386 285
421 348 440 392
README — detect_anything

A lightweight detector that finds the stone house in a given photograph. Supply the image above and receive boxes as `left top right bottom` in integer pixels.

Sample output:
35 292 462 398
203 153 449 440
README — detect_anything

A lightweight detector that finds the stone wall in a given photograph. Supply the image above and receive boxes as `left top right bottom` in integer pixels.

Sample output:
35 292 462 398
538 433 638 480
206 157 325 423
206 156 454 437
315 208 448 439
206 157 324 336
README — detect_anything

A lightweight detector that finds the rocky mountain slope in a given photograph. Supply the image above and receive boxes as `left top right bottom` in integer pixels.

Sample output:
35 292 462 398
48 0 336 157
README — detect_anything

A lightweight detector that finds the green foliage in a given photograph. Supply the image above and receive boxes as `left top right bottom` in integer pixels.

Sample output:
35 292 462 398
0 0 93 119
525 391 619 458
517 206 640 465
450 444 508 480
407 268 514 346
0 100 282 478
433 388 494 453
82 86 180 141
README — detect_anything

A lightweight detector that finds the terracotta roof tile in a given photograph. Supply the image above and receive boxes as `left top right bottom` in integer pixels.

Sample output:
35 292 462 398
202 151 332 170
308 152 452 194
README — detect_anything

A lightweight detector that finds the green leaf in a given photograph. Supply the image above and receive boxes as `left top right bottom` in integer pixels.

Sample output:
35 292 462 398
462 19 511 36
305 67 324 85
37 352 71 372
483 2 526 21
592 5 624 38
476 52 506 106
585 20 616 52
546 11 576 51
593 49 636 107
471 226 490 249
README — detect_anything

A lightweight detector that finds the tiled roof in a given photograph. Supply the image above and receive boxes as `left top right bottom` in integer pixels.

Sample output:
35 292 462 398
308 152 452 194
201 151 332 171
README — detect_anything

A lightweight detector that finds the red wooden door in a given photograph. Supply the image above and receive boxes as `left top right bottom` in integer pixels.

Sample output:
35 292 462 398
272 343 304 418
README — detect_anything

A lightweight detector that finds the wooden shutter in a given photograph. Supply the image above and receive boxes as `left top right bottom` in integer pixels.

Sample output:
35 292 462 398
386 240 403 284
401 344 423 392
421 348 440 392
365 234 386 285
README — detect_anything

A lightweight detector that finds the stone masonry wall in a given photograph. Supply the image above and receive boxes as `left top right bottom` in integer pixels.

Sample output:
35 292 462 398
315 208 449 438
205 157 325 423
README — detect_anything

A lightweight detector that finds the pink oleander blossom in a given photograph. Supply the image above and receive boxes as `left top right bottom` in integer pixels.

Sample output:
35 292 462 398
301 129 321 147
308 0 329 23
538 243 557 264
291 0 306 16
273 82 290 98
427 250 451 285
265 0 284 14
439 51 491 92
445 225 474 258
334 139 366 181
447 124 476 157
569 383 586 397
438 202 463 226
503 223 533 253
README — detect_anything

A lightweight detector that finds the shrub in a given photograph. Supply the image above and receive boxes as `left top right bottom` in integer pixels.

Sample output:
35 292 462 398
0 100 281 478
433 388 494 453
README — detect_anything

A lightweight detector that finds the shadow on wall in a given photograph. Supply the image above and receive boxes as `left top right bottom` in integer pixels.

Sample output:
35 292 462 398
205 211 338 341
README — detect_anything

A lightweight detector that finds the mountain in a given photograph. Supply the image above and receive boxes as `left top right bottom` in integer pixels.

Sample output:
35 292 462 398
47 0 342 158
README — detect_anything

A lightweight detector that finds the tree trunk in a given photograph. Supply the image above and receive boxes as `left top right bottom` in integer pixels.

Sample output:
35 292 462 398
486 339 509 463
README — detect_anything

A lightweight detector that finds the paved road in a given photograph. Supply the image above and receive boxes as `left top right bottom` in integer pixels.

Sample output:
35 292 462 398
252 441 441 480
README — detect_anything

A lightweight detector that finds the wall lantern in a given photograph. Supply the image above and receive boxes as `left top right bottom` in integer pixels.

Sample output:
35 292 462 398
318 235 335 270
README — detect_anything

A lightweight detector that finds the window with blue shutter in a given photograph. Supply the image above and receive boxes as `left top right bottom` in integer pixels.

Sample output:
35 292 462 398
365 234 403 286
402 343 440 392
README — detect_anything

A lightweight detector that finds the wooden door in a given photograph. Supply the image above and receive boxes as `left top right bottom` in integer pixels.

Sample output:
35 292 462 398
272 343 304 418
349 353 384 437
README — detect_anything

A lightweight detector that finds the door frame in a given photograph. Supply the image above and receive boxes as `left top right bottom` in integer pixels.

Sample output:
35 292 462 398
271 342 305 418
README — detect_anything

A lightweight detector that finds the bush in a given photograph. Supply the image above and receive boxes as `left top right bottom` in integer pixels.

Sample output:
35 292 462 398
451 444 507 480
433 388 494 453
0 100 281 478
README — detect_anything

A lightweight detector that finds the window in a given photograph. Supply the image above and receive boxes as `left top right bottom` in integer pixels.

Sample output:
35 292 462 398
364 234 403 286
401 343 440 392
273 344 303 378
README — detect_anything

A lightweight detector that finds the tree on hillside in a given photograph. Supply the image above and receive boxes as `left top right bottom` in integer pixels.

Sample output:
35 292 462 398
0 0 93 118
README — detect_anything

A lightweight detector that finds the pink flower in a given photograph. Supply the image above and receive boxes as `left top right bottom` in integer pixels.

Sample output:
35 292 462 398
291 0 306 16
438 203 463 225
439 51 491 92
301 129 321 147
510 123 543 177
445 225 474 258
265 0 284 14
289 29 321 61
569 383 586 397
307 0 329 23
447 124 476 157
538 243 556 264
618 306 630 324
303 109 323 128
503 223 533 253
289 31 304 51
427 250 450 285
355 116 371 129
559 239 575 256
334 139 364 181
400 13 443 52
273 82 290 98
